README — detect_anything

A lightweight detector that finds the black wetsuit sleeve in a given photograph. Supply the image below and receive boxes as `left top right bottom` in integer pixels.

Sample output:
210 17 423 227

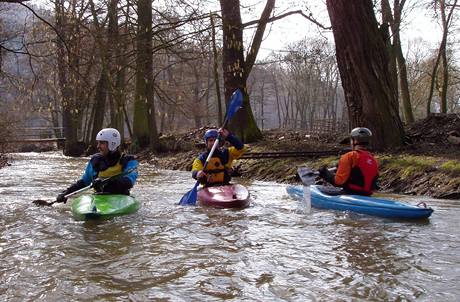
62 179 87 195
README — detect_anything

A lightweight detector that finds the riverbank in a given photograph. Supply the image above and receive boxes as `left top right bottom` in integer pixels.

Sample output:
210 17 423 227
139 114 460 200
2 115 459 199
0 154 8 169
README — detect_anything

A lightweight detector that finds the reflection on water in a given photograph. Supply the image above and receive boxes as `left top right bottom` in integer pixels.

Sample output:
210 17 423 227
0 152 459 301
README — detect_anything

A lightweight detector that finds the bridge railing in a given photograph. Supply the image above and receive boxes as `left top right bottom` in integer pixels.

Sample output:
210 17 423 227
4 127 65 142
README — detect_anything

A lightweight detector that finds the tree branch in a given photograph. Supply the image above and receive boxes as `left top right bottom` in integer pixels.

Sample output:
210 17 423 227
18 2 71 54
242 10 331 30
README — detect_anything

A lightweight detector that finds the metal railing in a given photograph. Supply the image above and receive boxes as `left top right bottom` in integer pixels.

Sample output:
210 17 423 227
3 127 65 143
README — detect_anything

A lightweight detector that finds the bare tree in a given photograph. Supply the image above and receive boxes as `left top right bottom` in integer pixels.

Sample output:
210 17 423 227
381 0 415 123
426 0 458 114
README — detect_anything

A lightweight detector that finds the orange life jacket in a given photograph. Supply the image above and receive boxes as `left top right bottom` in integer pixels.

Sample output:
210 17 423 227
345 150 378 195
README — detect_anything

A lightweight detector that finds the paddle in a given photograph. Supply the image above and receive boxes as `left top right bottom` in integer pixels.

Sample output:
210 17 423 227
297 167 319 186
33 167 138 206
179 89 243 206
297 167 337 186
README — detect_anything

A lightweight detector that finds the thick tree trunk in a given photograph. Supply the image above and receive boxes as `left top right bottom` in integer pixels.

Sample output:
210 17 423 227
326 0 405 150
219 0 262 142
133 0 159 150
210 12 223 125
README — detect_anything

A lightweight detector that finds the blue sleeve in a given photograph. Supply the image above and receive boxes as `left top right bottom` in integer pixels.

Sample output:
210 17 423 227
80 161 96 185
226 133 244 150
123 159 139 185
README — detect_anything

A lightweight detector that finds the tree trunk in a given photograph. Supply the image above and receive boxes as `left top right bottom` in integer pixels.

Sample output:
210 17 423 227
438 0 457 113
107 0 125 134
326 0 405 150
90 71 108 149
382 0 414 124
55 0 79 156
210 12 223 125
133 0 159 150
427 0 457 114
220 0 266 142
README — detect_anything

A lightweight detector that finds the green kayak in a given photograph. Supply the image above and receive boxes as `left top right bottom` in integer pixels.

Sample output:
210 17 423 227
71 194 140 220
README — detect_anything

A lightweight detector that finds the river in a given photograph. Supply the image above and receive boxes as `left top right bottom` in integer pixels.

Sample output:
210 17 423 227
0 152 459 301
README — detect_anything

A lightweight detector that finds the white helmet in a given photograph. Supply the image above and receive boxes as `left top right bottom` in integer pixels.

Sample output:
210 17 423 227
96 128 121 151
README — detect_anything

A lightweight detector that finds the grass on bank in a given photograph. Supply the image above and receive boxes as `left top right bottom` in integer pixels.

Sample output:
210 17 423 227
309 154 460 180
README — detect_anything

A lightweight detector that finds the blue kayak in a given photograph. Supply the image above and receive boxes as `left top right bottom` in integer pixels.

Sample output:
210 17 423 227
286 185 433 220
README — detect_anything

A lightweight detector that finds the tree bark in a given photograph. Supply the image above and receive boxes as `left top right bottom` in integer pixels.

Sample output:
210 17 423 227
382 0 414 124
326 0 405 150
427 0 457 114
133 0 159 150
210 12 223 125
219 0 267 142
90 71 108 148
55 0 79 156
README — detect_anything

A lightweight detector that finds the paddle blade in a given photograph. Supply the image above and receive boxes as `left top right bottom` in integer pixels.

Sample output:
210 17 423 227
297 167 319 186
179 182 199 206
225 89 243 121
32 199 55 207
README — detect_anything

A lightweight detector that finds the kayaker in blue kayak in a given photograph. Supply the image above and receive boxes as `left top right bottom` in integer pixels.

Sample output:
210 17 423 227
318 127 379 196
192 128 245 187
56 128 138 203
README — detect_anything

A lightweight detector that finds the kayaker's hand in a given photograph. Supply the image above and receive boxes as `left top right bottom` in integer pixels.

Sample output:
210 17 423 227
218 128 229 139
318 166 335 185
197 170 207 184
92 178 104 192
197 170 206 179
318 166 328 178
56 193 67 204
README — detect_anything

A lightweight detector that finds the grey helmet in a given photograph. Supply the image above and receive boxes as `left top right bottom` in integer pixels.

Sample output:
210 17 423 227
350 127 372 144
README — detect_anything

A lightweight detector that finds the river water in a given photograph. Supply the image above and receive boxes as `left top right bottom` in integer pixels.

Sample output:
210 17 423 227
0 152 459 301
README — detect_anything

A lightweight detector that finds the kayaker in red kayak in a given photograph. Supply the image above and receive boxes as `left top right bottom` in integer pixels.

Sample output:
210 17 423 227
192 128 245 187
318 127 379 196
55 128 138 203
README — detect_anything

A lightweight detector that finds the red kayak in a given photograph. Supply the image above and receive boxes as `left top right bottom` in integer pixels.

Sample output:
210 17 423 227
197 184 250 208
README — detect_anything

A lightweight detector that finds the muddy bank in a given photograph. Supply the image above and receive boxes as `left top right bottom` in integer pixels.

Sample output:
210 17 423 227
146 151 460 200
0 154 8 169
139 121 460 200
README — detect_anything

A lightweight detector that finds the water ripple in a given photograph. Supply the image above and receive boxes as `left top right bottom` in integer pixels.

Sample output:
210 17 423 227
0 152 459 301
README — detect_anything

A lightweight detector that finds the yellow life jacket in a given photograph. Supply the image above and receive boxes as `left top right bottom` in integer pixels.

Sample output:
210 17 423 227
204 157 226 184
98 161 123 178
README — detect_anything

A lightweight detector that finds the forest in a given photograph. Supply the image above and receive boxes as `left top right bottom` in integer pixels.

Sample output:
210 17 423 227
0 0 459 155
2 4 460 299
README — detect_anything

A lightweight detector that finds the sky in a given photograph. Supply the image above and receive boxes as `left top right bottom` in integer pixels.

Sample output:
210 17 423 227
241 1 444 60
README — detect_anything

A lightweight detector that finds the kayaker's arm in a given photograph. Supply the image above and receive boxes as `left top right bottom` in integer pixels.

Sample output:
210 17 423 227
226 133 245 161
225 133 244 149
192 157 208 184
121 159 139 185
56 162 95 203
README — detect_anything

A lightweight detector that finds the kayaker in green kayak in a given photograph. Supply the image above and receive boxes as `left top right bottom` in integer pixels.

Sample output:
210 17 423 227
192 128 245 187
318 127 379 196
56 128 139 203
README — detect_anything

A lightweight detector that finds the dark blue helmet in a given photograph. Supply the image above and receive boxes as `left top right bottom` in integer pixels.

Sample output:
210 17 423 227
204 129 218 142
